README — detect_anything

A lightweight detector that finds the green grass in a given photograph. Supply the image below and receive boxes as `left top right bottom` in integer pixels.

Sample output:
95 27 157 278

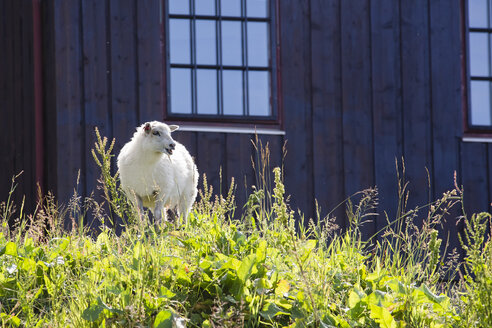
0 130 491 327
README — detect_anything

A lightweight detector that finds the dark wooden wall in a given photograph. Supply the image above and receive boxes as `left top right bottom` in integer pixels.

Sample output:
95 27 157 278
0 0 37 215
1 0 491 251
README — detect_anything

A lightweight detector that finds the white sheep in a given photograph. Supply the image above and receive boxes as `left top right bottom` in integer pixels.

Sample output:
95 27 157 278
117 121 198 223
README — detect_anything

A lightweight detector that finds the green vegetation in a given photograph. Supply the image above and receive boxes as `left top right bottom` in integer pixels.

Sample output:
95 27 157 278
0 130 491 327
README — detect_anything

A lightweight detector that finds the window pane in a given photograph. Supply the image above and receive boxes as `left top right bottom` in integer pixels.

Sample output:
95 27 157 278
195 0 215 15
247 22 269 67
469 0 489 28
196 20 217 65
170 68 192 114
169 0 189 14
248 71 270 116
470 80 492 125
246 0 268 18
223 70 244 115
221 21 243 66
221 0 242 16
197 69 218 114
469 32 490 76
170 19 191 64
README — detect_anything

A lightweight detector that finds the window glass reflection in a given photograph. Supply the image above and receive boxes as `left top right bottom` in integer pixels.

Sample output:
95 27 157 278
169 0 189 14
471 80 492 125
247 22 269 67
195 0 215 15
469 0 489 28
248 71 270 116
170 19 191 64
470 32 490 77
223 70 244 115
196 20 217 65
170 68 192 114
246 0 268 17
221 21 243 66
197 69 218 114
221 0 242 16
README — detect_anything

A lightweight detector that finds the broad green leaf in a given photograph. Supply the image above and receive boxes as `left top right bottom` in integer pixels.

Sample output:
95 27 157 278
97 297 124 314
300 239 317 264
348 289 366 321
254 278 271 294
365 290 387 307
260 302 290 321
322 313 337 326
154 310 173 328
274 298 293 310
386 279 407 294
275 279 290 296
176 268 191 285
0 242 17 256
0 313 20 327
237 254 257 283
348 290 362 308
256 240 267 263
159 286 176 299
421 284 447 304
369 304 397 328
23 237 35 254
21 258 36 274
121 289 131 307
28 287 43 302
106 285 123 295
49 238 69 261
133 241 143 260
82 303 103 322
320 322 337 328
44 275 55 296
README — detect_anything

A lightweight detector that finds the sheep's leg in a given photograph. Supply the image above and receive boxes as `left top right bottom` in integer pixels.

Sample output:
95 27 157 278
178 194 193 224
136 195 144 215
129 192 145 218
154 195 169 224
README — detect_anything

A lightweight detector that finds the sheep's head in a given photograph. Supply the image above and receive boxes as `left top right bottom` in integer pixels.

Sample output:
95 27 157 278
139 121 179 155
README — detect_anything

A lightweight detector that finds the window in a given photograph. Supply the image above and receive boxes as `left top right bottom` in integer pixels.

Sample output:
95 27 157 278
466 0 492 130
164 0 279 126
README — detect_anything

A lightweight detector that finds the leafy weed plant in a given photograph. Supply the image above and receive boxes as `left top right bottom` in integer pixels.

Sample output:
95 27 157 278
0 129 489 327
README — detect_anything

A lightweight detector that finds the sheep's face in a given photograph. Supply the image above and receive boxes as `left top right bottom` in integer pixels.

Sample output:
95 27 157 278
140 122 179 155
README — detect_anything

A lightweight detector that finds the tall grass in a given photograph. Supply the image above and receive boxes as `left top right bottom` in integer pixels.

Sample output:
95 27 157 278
0 129 490 327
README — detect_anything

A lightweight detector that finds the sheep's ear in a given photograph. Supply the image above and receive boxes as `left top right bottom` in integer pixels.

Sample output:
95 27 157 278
144 123 151 134
169 125 179 132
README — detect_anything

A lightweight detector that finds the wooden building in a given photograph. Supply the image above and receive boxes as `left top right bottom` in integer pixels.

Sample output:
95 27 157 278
1 0 491 251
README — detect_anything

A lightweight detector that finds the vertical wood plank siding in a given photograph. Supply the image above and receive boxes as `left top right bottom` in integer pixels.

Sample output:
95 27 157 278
4 0 492 248
81 0 110 211
110 0 139 160
54 0 84 213
0 0 37 215
136 1 163 123
370 0 403 233
310 0 346 229
340 1 376 238
280 0 315 223
400 0 433 222
429 0 464 252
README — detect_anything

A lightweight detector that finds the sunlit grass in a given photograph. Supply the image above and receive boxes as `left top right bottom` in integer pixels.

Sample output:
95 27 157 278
0 129 490 327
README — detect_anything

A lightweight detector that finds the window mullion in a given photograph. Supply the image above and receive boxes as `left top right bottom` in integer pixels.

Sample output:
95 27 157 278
189 0 196 115
243 0 249 116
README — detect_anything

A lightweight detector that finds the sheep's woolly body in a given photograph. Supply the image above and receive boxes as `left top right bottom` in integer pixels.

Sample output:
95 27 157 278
117 121 198 221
